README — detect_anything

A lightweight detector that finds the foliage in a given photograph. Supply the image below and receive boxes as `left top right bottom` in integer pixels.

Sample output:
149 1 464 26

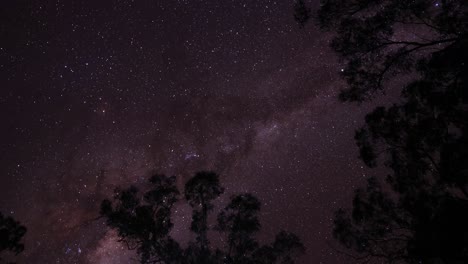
314 0 468 263
294 0 311 28
316 0 467 102
0 212 27 263
100 174 181 263
100 171 305 264
185 171 224 256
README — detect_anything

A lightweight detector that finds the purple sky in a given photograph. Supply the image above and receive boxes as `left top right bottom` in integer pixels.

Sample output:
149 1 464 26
0 1 382 263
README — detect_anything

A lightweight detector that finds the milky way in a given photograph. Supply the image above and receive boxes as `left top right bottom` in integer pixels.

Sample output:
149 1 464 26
1 1 376 263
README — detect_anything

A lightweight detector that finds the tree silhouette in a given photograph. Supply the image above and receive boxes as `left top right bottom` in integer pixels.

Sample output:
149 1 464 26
313 0 468 263
316 0 466 102
184 171 224 258
100 175 182 263
294 0 311 28
100 171 305 264
217 194 261 263
0 212 26 263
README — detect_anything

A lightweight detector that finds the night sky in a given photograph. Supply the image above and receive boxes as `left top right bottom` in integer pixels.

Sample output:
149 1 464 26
1 1 380 263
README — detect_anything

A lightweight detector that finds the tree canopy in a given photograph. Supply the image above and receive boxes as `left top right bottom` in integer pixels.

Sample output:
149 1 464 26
0 212 27 263
312 0 468 263
100 171 305 264
316 0 466 102
294 0 311 28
